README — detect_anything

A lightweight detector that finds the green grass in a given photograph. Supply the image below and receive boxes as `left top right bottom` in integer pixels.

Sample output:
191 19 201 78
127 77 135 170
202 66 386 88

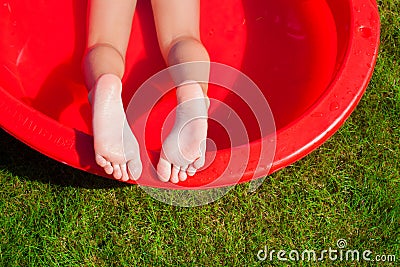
1 1 399 266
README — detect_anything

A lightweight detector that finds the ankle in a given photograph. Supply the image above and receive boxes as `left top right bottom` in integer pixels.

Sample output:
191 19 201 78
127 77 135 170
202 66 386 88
176 81 207 103
95 73 122 93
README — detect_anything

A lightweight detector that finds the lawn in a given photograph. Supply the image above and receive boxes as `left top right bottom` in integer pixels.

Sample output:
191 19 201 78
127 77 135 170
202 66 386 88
1 0 399 266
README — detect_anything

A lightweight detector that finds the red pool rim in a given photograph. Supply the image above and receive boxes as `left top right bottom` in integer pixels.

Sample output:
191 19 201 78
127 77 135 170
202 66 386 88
0 0 380 189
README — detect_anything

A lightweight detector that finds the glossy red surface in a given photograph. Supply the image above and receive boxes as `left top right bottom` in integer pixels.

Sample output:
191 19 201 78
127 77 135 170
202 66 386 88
0 0 380 188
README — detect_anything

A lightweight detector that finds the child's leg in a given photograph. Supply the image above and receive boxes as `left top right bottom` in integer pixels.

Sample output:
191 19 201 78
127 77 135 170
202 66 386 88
151 0 210 183
83 0 142 181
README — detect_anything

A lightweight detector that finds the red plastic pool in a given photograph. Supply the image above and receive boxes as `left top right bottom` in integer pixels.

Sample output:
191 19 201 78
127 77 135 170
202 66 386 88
0 0 380 188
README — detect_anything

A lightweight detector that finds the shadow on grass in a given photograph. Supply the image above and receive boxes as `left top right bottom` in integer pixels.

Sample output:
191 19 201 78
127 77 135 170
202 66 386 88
0 129 129 189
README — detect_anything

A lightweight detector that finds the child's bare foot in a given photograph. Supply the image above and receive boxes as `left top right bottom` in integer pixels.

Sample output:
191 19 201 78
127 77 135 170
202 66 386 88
157 82 209 183
91 74 142 181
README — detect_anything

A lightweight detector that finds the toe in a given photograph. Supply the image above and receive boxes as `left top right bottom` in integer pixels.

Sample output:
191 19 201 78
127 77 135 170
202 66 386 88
187 164 197 176
120 164 129 182
171 166 180 184
127 160 142 181
112 163 122 180
179 170 188 181
157 157 172 182
104 162 114 175
95 154 108 168
179 165 188 181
